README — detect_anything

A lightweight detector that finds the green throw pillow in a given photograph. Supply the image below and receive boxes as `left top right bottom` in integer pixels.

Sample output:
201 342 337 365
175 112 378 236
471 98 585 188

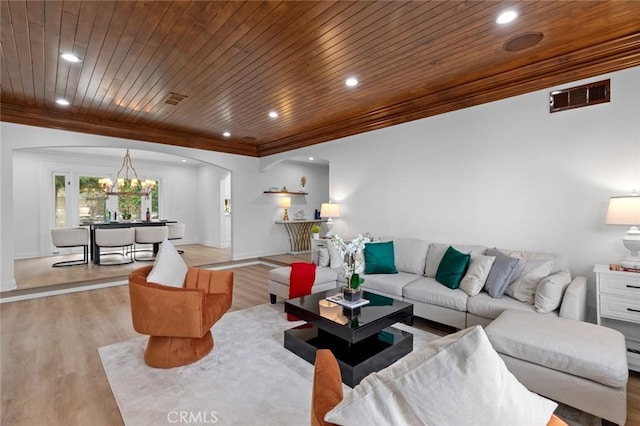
436 246 470 289
364 241 398 275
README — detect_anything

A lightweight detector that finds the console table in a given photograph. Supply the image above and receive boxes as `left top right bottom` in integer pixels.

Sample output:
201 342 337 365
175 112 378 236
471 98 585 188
276 220 324 253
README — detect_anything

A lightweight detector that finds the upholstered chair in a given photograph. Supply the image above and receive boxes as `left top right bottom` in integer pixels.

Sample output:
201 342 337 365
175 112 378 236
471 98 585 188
50 227 89 267
133 226 169 261
167 222 186 254
128 265 234 368
95 227 135 265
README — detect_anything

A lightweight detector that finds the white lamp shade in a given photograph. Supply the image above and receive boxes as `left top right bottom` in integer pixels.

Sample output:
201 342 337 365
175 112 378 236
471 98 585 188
279 197 291 208
320 203 340 218
606 196 640 225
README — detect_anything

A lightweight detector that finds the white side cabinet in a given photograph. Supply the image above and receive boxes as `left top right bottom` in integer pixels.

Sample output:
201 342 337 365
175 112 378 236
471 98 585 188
594 264 640 372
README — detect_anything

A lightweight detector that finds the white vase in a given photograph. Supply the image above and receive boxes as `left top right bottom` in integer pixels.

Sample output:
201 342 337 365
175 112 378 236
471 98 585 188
312 233 320 239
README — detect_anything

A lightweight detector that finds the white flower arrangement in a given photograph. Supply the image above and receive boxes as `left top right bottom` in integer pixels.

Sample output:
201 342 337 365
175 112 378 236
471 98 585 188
329 233 372 287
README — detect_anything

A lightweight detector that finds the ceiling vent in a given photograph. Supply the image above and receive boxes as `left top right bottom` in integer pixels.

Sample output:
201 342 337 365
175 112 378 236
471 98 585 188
164 92 188 106
549 79 610 113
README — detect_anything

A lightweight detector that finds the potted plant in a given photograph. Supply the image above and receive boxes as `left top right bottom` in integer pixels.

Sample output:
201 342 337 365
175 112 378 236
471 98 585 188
310 224 322 239
329 233 372 302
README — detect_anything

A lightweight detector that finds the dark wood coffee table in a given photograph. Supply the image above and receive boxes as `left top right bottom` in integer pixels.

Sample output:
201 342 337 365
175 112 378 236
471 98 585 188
284 290 413 387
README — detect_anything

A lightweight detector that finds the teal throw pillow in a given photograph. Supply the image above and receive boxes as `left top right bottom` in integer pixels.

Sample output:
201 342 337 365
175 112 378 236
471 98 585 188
364 241 398 275
436 246 471 289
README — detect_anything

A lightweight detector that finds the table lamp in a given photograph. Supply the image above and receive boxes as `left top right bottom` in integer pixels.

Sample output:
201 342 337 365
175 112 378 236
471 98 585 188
280 197 291 221
320 202 340 235
606 194 640 269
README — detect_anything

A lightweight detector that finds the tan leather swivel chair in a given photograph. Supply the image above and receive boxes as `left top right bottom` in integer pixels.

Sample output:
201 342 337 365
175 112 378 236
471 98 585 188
129 265 233 368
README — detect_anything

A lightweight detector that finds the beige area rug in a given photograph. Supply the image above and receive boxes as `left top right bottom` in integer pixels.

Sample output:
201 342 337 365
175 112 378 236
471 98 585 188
99 303 599 426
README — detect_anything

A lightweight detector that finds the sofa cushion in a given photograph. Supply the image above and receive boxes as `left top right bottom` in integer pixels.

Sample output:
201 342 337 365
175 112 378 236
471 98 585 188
364 241 398 274
325 325 558 426
389 237 429 275
506 250 569 276
486 310 629 388
327 240 343 269
467 292 538 320
269 266 338 286
535 271 572 313
362 272 421 297
318 248 330 267
505 257 554 304
484 248 519 298
435 246 470 289
403 277 468 312
424 243 487 277
459 253 496 296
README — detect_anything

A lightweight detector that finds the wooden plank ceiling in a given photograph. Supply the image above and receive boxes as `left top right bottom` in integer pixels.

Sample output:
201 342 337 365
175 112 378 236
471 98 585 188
2 1 640 157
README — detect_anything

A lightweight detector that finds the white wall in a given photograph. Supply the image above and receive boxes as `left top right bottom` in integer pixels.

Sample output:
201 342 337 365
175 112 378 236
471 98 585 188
2 66 638 312
0 124 330 290
11 149 207 259
262 66 640 319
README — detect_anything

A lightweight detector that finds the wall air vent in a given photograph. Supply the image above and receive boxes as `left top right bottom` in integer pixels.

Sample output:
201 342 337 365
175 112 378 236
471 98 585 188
164 92 188 105
549 79 610 113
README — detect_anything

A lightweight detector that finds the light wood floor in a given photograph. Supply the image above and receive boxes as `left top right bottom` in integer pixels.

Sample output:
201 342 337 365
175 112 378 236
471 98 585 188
1 262 639 425
11 244 233 291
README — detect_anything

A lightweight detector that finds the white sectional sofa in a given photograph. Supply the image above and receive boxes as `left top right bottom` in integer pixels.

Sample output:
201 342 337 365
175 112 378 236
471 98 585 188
269 236 587 329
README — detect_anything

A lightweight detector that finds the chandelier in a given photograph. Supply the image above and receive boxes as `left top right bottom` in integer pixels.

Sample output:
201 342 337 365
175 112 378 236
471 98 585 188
98 149 156 199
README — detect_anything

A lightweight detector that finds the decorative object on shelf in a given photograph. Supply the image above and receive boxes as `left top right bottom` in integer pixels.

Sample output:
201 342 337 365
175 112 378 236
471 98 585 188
320 202 340 235
299 176 307 193
330 233 372 302
606 193 640 269
281 186 288 192
98 149 156 199
294 210 305 220
269 186 279 192
310 224 321 239
280 197 291 221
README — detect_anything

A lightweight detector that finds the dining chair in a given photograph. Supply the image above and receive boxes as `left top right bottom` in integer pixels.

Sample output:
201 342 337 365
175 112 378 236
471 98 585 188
95 228 135 265
50 228 89 267
167 223 186 254
134 226 169 261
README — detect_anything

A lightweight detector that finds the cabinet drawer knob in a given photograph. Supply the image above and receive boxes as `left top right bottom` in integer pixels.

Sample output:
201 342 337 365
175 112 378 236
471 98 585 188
626 284 640 289
628 308 640 313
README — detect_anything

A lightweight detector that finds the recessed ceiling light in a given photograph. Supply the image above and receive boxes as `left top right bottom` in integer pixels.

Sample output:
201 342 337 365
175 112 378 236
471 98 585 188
268 111 278 119
345 77 359 87
496 10 518 24
223 131 231 137
55 98 70 106
308 157 314 161
181 159 187 163
61 53 81 63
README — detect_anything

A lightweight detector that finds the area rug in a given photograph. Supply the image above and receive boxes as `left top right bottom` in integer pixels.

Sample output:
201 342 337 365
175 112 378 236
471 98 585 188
99 303 599 426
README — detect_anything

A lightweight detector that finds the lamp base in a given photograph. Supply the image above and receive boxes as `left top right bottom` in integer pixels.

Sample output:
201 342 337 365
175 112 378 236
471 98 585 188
620 257 640 270
621 227 640 269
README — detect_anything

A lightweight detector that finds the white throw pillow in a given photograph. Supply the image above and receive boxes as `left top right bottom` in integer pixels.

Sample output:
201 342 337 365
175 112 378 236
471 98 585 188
318 248 330 267
459 253 496 296
325 325 557 426
505 257 554 304
146 238 188 287
535 271 572 313
328 240 343 269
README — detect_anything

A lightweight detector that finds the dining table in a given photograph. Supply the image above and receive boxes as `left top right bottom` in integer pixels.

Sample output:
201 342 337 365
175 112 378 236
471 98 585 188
82 220 176 264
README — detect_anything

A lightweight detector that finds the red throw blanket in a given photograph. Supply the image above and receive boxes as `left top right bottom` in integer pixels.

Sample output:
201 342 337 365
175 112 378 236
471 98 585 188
288 262 316 321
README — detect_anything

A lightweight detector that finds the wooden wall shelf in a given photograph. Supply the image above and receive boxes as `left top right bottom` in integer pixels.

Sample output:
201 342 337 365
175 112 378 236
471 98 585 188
264 191 308 195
